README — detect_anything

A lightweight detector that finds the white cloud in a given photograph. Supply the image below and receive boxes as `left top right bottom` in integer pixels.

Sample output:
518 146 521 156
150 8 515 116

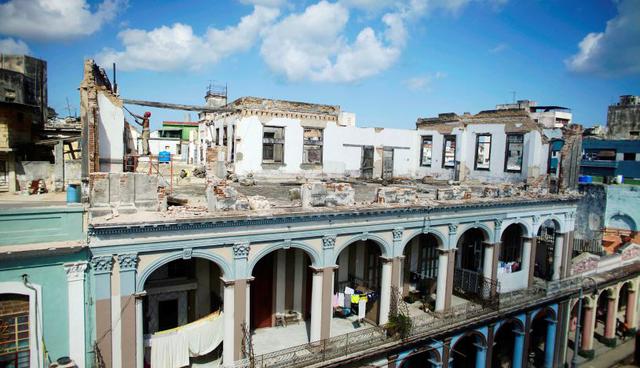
95 6 279 71
0 0 125 41
489 42 507 53
566 0 640 77
260 0 425 82
404 71 446 91
0 38 30 55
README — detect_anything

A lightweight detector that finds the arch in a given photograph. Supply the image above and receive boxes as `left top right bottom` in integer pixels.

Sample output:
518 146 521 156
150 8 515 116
533 306 557 321
535 215 565 235
136 249 232 292
248 241 321 276
597 287 617 300
494 316 526 334
499 220 531 239
400 345 442 368
608 213 637 231
333 233 392 264
399 228 448 255
451 328 488 348
455 222 493 245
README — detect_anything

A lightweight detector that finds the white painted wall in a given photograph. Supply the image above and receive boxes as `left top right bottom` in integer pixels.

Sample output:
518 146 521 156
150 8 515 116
97 92 124 172
200 113 550 182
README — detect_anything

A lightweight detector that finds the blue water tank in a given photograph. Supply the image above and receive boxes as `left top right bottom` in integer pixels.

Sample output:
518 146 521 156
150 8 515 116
158 151 171 163
578 175 593 183
66 184 81 203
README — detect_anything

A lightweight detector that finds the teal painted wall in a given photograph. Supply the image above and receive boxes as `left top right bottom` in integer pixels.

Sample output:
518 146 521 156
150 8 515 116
0 250 89 365
0 205 85 246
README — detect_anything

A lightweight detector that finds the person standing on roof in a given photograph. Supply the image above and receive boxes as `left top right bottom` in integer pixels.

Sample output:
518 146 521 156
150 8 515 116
131 111 151 155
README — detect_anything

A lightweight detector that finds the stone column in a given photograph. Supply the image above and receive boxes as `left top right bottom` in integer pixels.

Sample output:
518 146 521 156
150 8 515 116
91 256 114 368
227 123 234 160
544 317 557 368
626 289 637 333
474 343 487 368
603 295 618 346
482 242 497 298
64 262 88 368
486 324 495 368
275 250 286 314
441 337 452 368
521 237 534 287
310 267 326 341
552 233 565 281
581 305 595 356
118 254 139 368
223 282 235 365
321 267 334 340
391 256 403 292
521 312 532 368
436 248 451 312
379 258 393 325
513 329 525 368
135 298 143 368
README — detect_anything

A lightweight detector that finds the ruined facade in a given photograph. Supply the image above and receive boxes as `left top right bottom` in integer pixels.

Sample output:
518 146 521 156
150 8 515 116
607 95 640 140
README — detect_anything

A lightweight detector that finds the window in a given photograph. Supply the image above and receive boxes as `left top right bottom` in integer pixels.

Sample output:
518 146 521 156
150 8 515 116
302 128 323 165
262 126 284 163
0 294 30 367
442 135 456 168
504 134 524 172
474 134 492 170
624 152 637 161
420 136 433 166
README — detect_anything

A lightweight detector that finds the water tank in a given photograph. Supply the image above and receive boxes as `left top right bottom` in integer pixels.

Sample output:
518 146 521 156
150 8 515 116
158 150 171 163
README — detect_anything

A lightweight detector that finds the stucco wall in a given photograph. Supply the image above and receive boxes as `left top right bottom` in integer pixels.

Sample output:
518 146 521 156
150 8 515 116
97 92 124 172
604 185 640 230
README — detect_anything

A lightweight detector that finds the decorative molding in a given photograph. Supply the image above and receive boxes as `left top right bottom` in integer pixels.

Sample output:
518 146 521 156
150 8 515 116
533 215 540 225
392 228 403 242
448 224 458 235
182 248 193 260
90 256 114 274
494 219 503 230
64 262 88 282
118 253 139 272
283 239 292 249
322 236 336 249
233 242 250 259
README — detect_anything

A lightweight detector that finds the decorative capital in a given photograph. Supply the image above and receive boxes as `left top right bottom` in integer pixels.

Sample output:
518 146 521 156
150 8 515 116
359 232 369 241
64 262 88 282
392 228 403 242
91 255 114 275
494 219 503 230
118 253 139 272
532 215 541 226
233 242 250 259
182 248 193 260
448 224 458 235
322 236 336 249
283 239 292 249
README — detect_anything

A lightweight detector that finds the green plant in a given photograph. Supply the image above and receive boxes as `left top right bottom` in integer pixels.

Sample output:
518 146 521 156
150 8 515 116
387 313 412 339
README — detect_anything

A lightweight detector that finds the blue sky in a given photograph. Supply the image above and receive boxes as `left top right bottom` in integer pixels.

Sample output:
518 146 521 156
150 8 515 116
1 0 639 130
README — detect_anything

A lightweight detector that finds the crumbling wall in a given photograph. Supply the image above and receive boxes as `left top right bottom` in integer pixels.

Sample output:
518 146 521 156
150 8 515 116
557 125 582 192
575 184 606 241
375 187 417 204
300 182 355 208
89 172 163 216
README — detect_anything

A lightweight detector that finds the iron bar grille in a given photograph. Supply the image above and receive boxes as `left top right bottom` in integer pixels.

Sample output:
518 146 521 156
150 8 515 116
452 268 500 307
0 314 30 368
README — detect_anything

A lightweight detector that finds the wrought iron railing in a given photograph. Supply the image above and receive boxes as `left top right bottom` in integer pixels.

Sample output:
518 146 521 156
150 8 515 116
235 276 590 368
573 238 605 256
452 268 499 306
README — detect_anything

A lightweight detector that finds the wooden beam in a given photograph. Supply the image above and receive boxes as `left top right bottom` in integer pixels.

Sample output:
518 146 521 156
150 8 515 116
122 98 237 113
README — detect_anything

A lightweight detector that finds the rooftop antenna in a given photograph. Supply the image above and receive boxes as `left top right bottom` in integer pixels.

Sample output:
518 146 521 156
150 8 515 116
65 97 72 117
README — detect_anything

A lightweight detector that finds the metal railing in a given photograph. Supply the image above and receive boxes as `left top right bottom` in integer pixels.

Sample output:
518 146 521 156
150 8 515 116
573 238 605 256
235 276 592 368
453 268 499 306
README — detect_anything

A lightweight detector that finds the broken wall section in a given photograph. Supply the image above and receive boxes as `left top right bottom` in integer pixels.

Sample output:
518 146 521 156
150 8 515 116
89 172 164 217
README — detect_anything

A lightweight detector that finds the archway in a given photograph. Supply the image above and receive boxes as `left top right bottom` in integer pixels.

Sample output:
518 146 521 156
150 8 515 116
492 320 524 367
250 248 313 354
609 214 636 231
529 309 557 367
454 228 488 303
402 233 441 313
400 347 441 368
333 239 384 333
499 224 526 274
142 257 225 366
535 220 559 281
451 332 486 368
595 289 617 346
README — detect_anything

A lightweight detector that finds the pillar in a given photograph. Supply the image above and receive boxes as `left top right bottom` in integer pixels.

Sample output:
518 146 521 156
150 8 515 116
310 268 323 342
118 254 139 368
626 289 637 333
379 258 393 325
521 313 532 368
482 243 495 298
64 262 88 368
474 343 486 368
391 256 402 291
521 237 533 287
293 250 304 313
321 267 334 340
441 337 452 368
275 250 286 313
544 318 557 368
580 305 595 356
552 233 565 281
435 249 450 312
91 256 114 368
54 139 65 191
135 298 143 368
513 330 525 368
603 295 618 346
233 279 247 360
223 282 235 365
227 123 234 159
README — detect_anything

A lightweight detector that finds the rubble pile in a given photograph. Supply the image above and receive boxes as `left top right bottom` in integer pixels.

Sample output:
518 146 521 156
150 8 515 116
206 179 274 212
301 182 355 208
375 187 418 204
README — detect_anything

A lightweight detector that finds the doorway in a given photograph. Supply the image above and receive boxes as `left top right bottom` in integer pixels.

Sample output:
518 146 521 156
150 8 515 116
361 146 374 179
383 148 394 179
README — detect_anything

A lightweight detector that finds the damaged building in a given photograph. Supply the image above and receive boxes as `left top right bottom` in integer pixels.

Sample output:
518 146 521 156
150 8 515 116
1 58 639 368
